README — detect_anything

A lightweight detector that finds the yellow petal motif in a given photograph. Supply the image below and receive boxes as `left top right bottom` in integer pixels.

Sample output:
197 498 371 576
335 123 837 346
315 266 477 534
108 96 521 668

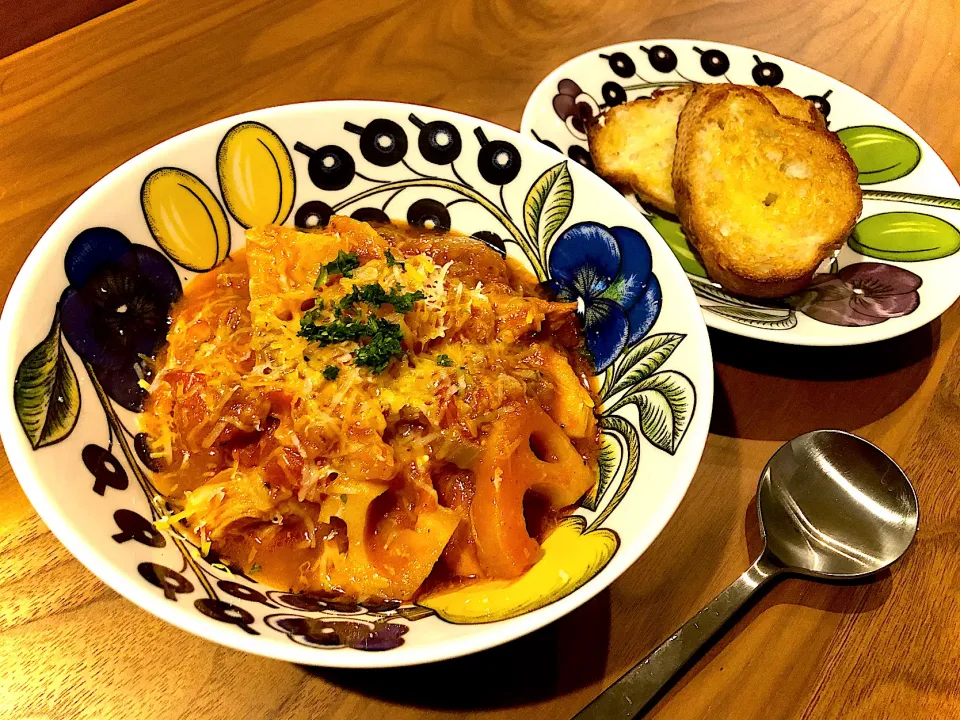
418 516 619 624
217 121 296 228
141 167 230 271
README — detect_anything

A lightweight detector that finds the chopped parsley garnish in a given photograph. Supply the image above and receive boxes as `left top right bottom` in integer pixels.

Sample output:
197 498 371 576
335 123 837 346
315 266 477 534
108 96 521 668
436 354 453 367
301 259 424 373
339 283 425 313
299 314 407 374
299 314 375 345
385 250 404 269
315 250 361 288
249 563 262 575
353 317 405 374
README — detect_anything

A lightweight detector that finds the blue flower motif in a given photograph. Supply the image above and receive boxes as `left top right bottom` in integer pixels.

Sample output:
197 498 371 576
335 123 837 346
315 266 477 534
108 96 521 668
546 222 662 372
60 227 182 412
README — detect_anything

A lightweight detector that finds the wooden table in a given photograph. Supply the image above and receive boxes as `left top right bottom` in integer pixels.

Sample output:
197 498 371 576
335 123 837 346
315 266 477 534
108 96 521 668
2 1 959 717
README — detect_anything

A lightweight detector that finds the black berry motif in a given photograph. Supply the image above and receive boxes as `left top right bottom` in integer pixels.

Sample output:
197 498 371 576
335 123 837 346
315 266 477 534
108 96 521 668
112 509 166 547
407 198 451 231
409 114 462 165
600 52 636 78
805 89 832 119
134 432 163 472
474 128 522 185
472 230 507 256
83 444 128 496
601 81 627 107
195 598 259 635
350 207 390 225
640 44 678 73
695 47 730 77
138 562 193 600
217 579 277 607
295 200 334 230
294 143 356 190
568 145 595 172
752 55 784 86
345 119 408 167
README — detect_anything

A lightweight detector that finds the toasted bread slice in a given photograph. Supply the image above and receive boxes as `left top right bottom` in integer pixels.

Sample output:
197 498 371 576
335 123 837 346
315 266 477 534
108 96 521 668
672 84 861 298
757 86 827 129
587 86 694 214
587 84 824 215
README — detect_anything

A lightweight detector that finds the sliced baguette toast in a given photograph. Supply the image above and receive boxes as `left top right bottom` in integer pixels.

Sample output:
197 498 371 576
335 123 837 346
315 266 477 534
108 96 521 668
587 86 694 214
672 84 861 298
586 84 825 215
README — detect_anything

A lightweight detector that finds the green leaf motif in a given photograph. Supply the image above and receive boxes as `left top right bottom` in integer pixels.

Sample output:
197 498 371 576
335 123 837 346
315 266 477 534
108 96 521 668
524 162 573 258
628 370 695 455
690 279 797 330
582 433 621 512
588 414 642 530
14 308 81 449
646 213 708 278
607 333 684 400
849 212 960 262
837 126 921 185
691 278 778 310
706 305 798 330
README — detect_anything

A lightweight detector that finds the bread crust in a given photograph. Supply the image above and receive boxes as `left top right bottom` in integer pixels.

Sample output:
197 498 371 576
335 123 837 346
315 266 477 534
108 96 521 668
586 84 825 218
672 84 861 298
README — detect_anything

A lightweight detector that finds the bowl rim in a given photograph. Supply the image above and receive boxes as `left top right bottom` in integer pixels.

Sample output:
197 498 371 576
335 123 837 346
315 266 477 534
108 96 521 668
0 99 714 667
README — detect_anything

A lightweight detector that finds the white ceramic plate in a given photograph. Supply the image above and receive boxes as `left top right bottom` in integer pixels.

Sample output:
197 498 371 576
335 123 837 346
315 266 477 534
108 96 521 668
0 101 712 667
521 39 960 345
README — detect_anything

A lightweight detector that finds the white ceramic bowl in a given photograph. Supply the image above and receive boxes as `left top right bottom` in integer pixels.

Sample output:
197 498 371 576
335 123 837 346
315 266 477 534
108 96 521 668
0 101 712 667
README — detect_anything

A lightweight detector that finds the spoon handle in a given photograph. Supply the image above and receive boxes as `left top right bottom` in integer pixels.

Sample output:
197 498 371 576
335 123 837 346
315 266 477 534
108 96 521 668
574 555 782 719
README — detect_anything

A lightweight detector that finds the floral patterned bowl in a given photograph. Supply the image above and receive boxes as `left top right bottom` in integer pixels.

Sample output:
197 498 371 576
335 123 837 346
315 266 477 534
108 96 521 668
521 40 960 346
0 102 712 667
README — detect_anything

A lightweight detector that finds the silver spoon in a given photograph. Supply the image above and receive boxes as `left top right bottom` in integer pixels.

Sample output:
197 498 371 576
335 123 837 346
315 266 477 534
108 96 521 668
576 429 919 719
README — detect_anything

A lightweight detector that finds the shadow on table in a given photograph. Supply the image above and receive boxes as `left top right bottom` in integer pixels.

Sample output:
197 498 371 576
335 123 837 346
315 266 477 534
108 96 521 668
310 587 611 710
709 320 939 441
645 493 896 714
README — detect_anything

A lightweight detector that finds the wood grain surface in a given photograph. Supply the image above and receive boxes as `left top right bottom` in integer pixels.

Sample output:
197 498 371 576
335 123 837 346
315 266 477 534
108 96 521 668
2 0 959 718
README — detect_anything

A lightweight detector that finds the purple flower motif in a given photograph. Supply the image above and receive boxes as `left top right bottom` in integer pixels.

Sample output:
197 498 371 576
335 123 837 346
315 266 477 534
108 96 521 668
60 227 182 411
545 222 662 371
552 79 598 136
788 262 922 327
272 615 409 651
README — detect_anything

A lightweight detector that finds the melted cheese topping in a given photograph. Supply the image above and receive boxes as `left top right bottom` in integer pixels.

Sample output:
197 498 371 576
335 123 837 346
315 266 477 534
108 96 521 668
141 217 599 601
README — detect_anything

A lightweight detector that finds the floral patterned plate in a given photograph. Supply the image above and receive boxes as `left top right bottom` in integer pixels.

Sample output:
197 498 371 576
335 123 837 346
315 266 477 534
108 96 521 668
521 40 960 345
0 102 712 667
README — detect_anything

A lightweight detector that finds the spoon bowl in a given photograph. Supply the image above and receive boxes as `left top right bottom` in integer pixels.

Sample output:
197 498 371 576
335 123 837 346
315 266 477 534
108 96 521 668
759 429 919 578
